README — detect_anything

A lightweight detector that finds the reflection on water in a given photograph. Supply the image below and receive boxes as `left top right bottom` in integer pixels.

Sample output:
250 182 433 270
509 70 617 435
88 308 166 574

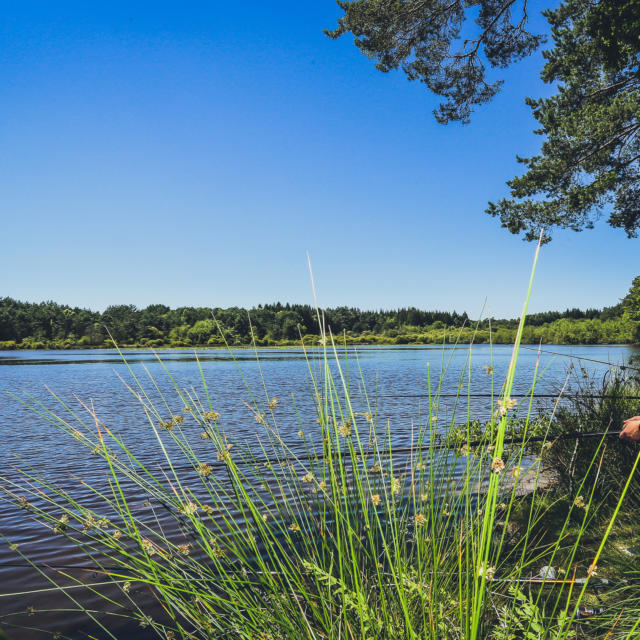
0 344 637 638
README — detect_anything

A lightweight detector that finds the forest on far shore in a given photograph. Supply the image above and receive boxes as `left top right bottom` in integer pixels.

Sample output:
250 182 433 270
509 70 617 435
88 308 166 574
1 276 639 349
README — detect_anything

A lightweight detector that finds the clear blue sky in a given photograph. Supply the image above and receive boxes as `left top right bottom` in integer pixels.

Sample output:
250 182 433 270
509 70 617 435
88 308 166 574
1 1 637 318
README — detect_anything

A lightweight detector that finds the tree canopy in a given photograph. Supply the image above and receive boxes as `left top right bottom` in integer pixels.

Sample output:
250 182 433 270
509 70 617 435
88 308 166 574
328 0 640 240
0 282 636 349
326 0 543 125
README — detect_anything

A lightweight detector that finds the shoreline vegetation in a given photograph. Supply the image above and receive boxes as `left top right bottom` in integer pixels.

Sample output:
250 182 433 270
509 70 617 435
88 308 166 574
2 274 640 350
2 334 638 351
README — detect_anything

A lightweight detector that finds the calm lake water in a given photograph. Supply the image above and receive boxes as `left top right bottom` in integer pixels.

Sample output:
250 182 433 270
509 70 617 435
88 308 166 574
0 344 637 638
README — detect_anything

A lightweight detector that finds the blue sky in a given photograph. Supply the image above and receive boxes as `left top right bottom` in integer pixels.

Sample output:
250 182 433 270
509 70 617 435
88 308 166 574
1 1 637 318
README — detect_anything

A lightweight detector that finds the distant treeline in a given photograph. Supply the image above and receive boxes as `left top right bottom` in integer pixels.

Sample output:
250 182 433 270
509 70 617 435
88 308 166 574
1 277 639 349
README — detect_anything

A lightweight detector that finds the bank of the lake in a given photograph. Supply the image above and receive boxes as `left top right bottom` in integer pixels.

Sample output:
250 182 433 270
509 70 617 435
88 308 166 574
2 283 640 350
2 319 639 351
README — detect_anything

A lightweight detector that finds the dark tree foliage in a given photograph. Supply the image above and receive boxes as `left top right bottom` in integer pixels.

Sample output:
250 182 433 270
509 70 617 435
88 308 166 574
0 287 635 348
329 0 640 239
623 276 640 320
488 0 640 240
326 0 542 123
0 298 473 346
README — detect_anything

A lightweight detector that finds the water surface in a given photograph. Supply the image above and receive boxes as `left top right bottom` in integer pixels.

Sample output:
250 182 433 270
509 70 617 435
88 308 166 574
0 344 636 638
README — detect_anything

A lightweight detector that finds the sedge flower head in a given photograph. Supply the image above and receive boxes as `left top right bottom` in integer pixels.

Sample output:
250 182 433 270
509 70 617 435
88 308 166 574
197 463 213 477
180 502 198 516
491 458 505 474
204 411 220 422
53 514 69 534
574 495 586 509
141 539 157 556
371 494 381 506
209 539 225 558
414 513 427 527
338 422 352 437
495 398 517 417
268 397 279 410
478 563 496 581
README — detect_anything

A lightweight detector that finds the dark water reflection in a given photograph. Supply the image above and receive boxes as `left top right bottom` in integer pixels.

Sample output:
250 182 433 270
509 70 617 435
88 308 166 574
0 344 637 638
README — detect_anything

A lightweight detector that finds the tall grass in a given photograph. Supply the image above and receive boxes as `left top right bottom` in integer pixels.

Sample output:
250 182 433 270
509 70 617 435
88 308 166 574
1 248 640 639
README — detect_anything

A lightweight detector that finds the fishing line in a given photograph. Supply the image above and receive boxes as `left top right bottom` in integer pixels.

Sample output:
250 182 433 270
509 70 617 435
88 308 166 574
520 345 640 372
374 393 640 399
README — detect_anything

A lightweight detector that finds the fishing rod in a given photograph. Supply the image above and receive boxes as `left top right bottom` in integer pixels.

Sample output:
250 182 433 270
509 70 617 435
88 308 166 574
98 428 618 475
493 576 624 588
217 428 622 468
375 393 640 399
0 566 627 589
520 345 640 373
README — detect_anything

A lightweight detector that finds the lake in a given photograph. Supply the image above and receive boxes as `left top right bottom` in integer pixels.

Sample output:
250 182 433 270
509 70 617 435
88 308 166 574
0 344 637 638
